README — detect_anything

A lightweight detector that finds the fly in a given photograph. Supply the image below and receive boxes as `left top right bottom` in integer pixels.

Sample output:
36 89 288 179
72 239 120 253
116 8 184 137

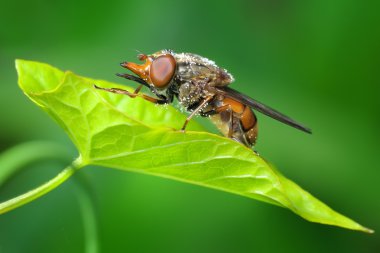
94 50 311 148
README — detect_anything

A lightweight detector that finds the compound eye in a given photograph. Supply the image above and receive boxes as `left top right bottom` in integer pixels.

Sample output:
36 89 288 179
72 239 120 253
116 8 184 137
150 54 176 88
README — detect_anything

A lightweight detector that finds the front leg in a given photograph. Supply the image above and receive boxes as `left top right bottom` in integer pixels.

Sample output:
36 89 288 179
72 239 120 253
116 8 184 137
94 85 170 104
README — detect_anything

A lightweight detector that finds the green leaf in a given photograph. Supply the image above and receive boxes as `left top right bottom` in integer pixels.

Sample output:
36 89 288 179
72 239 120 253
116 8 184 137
14 59 373 233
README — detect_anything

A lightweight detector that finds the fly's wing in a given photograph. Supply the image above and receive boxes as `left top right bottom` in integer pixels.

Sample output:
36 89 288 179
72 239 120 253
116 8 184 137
217 86 312 134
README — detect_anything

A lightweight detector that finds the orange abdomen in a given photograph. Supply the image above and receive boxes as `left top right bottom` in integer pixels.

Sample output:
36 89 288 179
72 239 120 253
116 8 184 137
210 97 258 147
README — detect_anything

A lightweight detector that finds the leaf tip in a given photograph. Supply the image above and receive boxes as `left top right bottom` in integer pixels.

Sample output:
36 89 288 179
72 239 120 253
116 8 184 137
15 58 35 70
346 221 374 234
362 227 375 234
15 59 26 75
15 59 65 94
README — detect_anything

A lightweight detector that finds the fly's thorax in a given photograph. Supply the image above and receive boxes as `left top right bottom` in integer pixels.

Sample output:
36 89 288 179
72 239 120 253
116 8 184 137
173 52 234 86
177 81 214 108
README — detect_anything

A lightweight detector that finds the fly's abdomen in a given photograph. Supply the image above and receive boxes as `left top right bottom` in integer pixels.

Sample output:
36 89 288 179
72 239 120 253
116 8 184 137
209 97 258 147
239 101 258 145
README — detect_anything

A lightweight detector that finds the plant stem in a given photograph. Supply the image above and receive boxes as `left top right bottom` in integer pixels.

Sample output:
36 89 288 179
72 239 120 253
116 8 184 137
74 174 100 253
0 142 99 251
0 141 71 186
0 157 83 214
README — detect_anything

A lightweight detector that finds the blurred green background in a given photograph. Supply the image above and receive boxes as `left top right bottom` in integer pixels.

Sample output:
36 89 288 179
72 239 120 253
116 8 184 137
1 0 379 252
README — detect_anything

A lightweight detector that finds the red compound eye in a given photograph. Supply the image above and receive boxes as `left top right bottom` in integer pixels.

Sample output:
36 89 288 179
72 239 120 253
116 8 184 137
150 54 176 88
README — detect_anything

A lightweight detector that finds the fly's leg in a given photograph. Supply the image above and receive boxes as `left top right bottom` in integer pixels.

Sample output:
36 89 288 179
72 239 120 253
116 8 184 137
181 96 213 131
116 73 149 86
133 84 143 94
202 105 234 138
94 85 169 104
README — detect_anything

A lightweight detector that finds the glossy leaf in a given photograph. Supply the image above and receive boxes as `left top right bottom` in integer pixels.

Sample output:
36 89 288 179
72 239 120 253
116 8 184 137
15 59 373 233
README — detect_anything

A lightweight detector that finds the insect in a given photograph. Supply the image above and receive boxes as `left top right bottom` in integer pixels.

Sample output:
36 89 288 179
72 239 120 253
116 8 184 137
94 49 311 148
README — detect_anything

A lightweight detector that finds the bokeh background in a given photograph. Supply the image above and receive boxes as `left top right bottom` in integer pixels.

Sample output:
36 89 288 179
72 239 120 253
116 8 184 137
1 0 379 252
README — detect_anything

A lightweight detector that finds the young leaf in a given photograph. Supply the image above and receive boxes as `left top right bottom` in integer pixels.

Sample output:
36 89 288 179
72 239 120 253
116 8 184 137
14 59 373 233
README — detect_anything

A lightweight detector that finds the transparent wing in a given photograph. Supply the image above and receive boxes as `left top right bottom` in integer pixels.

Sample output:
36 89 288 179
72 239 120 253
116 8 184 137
218 86 312 134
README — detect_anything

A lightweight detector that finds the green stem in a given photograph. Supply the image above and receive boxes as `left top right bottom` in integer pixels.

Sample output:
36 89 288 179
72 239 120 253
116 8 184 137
74 174 99 253
0 142 98 252
0 141 71 186
0 157 83 214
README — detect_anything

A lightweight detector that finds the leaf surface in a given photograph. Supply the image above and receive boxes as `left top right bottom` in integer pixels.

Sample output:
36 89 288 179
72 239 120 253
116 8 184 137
16 59 372 233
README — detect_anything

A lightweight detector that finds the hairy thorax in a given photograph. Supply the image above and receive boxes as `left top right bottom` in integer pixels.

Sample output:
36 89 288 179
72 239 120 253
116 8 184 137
177 80 211 108
174 52 234 108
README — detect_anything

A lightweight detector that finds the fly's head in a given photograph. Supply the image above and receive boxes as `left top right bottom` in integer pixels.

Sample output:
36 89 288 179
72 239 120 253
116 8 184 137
120 50 177 92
